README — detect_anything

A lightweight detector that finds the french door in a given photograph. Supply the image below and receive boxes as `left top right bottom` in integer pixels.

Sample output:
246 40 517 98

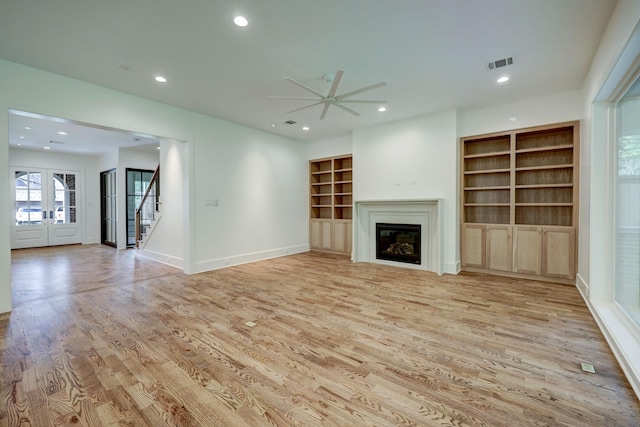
11 167 81 249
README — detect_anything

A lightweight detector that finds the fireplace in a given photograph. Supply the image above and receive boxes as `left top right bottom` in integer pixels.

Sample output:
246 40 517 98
376 223 421 265
354 199 442 274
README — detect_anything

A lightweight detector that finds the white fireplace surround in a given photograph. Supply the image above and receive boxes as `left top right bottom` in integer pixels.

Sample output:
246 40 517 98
353 199 443 275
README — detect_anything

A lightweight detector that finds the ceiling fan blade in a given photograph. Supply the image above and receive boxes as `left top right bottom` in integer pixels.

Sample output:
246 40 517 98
338 100 388 104
320 102 331 120
326 70 344 99
283 77 325 98
336 81 387 100
268 96 322 101
286 101 323 114
333 103 361 116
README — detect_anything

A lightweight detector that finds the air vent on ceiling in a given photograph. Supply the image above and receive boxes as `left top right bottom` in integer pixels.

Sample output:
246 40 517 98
284 120 297 125
487 56 514 71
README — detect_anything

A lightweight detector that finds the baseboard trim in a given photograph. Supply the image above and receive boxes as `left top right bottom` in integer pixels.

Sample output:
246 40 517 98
192 244 310 274
575 273 589 299
136 248 184 270
447 260 462 275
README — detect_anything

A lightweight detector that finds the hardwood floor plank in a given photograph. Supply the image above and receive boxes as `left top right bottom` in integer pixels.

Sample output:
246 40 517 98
1 245 639 426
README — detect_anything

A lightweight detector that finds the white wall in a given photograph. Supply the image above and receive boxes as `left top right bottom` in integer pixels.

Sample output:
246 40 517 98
307 135 352 160
9 147 102 244
191 124 308 272
0 58 309 313
353 109 459 273
458 90 583 138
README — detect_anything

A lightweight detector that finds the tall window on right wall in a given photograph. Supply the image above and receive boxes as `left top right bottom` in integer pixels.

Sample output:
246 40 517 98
616 76 640 327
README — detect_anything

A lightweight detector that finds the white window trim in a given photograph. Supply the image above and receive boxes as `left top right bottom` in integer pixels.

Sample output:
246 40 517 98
586 24 640 398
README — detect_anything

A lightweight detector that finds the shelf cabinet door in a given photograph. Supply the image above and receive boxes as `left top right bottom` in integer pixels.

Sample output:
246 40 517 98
462 224 512 271
310 220 332 250
514 226 542 275
486 225 512 272
461 224 486 268
333 220 352 254
542 226 575 280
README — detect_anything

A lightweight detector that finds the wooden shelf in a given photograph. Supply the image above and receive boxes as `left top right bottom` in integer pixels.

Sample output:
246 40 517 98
463 150 511 159
516 183 573 189
516 203 573 207
516 144 573 154
463 168 511 175
464 186 511 191
515 164 573 172
464 203 510 207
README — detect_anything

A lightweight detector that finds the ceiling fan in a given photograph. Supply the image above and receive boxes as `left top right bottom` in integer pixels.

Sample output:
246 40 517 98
268 70 387 120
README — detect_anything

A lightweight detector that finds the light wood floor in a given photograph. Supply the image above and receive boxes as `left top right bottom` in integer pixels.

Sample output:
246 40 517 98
2 245 639 426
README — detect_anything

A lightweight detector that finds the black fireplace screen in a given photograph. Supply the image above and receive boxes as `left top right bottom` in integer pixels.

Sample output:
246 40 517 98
376 223 421 265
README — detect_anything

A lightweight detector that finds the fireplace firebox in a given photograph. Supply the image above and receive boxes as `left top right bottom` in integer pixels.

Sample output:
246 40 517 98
376 223 421 265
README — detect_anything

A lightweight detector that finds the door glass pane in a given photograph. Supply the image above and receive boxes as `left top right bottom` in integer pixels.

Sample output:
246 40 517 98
101 169 117 246
615 77 640 327
15 171 42 225
53 172 77 224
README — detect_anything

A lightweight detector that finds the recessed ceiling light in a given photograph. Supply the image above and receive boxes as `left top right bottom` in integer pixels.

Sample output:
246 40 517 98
43 146 51 150
24 126 31 130
58 131 67 135
302 126 310 131
19 136 24 139
155 76 167 83
378 106 387 112
234 16 248 27
497 76 510 83
271 123 277 127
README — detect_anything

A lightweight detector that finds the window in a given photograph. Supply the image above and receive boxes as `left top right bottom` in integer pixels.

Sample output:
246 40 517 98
615 77 640 326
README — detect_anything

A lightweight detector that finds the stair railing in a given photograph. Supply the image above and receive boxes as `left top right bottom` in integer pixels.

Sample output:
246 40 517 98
135 165 160 248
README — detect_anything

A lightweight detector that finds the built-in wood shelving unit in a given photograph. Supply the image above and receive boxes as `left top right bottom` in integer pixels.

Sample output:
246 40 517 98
309 155 352 254
460 122 580 283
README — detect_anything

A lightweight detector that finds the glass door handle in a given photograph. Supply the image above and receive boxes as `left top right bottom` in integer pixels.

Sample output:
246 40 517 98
43 211 47 219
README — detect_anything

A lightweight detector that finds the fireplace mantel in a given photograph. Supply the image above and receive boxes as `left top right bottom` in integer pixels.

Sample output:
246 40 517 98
353 199 443 275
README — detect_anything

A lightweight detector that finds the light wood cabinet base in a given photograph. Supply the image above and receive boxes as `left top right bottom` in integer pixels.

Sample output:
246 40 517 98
310 219 352 255
463 224 576 284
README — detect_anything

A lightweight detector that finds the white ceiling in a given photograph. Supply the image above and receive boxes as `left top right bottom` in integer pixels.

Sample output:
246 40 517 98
8 110 159 155
0 0 616 151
